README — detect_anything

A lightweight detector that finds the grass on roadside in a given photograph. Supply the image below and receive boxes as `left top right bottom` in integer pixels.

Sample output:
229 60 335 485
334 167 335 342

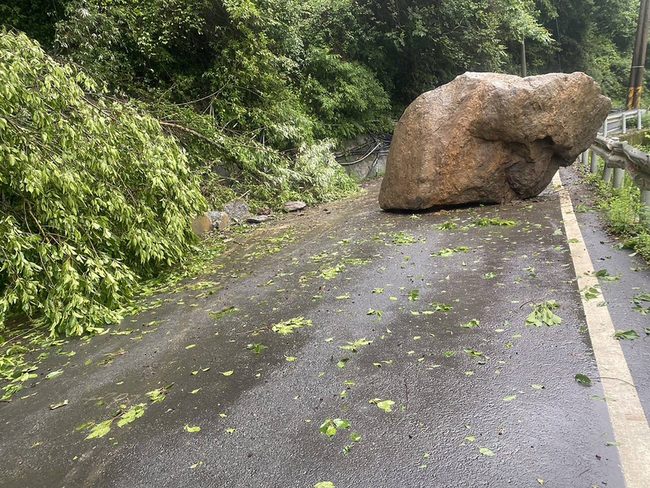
582 160 650 263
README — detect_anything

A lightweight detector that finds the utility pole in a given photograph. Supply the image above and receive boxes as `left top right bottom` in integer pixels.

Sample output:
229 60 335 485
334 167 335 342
628 0 650 109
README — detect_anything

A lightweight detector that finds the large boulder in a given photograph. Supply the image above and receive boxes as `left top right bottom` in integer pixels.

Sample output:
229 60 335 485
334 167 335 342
379 72 611 210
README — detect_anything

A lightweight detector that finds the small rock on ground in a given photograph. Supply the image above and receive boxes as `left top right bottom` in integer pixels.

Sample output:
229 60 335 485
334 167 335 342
247 215 271 224
191 214 212 235
205 211 231 231
284 201 306 212
223 199 251 222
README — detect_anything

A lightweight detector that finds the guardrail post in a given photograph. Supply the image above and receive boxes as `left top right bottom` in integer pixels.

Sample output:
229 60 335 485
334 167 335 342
603 166 613 184
642 190 650 207
590 151 598 174
638 109 643 130
613 168 625 188
581 150 589 166
603 120 608 138
622 113 627 134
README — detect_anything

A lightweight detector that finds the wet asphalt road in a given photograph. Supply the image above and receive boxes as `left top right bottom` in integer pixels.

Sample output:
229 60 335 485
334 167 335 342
562 169 650 423
2 171 648 488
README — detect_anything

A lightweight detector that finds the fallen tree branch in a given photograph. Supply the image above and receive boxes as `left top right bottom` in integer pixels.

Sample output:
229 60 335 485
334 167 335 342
159 121 224 149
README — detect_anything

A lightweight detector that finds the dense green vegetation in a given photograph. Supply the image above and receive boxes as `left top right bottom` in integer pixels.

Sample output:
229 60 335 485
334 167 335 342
528 0 641 104
5 1 644 207
0 31 205 336
0 0 646 339
7 1 643 105
585 159 650 263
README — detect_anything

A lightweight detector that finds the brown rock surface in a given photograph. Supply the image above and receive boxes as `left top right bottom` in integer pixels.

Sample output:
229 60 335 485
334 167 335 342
284 201 307 212
191 215 212 235
379 72 611 210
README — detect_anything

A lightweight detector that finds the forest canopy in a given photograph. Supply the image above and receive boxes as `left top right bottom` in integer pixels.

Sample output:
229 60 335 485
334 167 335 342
0 0 644 336
6 1 640 204
5 2 641 199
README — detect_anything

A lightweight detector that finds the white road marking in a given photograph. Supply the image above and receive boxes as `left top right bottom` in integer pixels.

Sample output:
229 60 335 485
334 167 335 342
554 171 650 488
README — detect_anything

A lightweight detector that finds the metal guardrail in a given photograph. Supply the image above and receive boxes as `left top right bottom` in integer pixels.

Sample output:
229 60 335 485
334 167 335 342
598 108 647 137
581 135 650 207
335 134 391 179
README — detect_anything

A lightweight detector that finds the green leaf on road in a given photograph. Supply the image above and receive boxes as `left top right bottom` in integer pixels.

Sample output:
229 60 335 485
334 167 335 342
376 400 395 412
334 419 350 429
632 293 650 315
146 383 173 404
464 348 483 357
461 319 479 329
575 374 592 386
474 218 516 227
45 370 63 380
247 343 268 354
117 403 146 427
526 301 562 327
272 317 313 335
431 247 469 257
613 330 640 341
185 425 201 433
582 286 601 301
595 270 621 281
86 419 113 439
479 447 495 456
319 418 350 437
340 338 372 353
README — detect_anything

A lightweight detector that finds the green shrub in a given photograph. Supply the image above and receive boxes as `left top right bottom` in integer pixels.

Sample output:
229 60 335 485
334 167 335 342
302 47 392 140
152 104 359 210
585 157 650 263
0 31 206 336
642 113 650 130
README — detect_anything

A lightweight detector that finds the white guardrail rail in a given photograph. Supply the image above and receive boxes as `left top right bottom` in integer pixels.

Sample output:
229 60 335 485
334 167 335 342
579 133 650 207
598 108 647 137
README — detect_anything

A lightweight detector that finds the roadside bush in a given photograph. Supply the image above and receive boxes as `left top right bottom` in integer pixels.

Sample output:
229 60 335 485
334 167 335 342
302 47 392 140
601 184 650 262
151 104 359 211
585 158 650 263
0 31 206 336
